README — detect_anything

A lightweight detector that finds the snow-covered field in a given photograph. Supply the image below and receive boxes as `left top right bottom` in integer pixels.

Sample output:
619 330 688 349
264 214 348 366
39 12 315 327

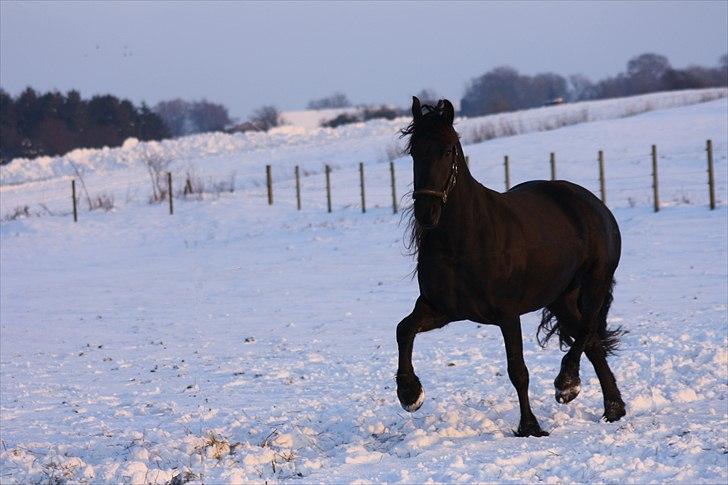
1 94 727 483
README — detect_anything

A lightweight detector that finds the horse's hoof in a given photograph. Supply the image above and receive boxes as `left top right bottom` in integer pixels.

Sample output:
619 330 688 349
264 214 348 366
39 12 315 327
603 399 626 422
514 422 550 438
396 373 425 412
402 388 425 412
554 374 581 404
555 384 580 404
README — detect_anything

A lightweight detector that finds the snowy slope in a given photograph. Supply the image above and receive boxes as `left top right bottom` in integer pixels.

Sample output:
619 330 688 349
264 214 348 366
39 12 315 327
280 108 359 129
1 88 725 190
1 96 727 483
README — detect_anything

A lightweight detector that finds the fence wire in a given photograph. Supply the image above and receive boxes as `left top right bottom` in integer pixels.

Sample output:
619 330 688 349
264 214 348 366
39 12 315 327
1 141 726 222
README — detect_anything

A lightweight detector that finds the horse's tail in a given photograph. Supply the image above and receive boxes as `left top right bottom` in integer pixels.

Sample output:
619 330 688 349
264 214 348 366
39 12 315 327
537 307 574 352
537 278 623 355
596 279 623 355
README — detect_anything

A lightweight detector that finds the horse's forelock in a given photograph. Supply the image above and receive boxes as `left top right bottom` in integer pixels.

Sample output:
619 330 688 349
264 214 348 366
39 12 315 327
400 101 458 155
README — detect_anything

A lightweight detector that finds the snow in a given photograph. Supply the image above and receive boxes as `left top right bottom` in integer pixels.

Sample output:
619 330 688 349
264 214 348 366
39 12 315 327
280 108 359 129
1 93 727 483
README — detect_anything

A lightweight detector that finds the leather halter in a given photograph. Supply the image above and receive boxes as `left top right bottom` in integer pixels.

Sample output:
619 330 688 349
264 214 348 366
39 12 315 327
412 144 460 204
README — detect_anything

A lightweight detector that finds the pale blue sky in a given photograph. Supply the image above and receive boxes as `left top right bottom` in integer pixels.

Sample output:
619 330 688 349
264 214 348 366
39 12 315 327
1 1 726 119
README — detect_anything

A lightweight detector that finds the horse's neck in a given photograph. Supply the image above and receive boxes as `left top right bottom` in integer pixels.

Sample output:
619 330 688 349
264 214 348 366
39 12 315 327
439 164 501 244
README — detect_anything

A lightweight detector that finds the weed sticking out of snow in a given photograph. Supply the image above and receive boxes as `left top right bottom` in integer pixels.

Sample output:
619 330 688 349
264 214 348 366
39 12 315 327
3 205 31 221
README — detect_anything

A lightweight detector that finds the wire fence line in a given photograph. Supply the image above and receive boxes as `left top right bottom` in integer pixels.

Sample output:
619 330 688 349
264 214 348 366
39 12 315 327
1 140 726 223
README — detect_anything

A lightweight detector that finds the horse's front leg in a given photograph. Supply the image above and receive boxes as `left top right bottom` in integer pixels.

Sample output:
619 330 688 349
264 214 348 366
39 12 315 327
396 296 448 412
500 317 549 437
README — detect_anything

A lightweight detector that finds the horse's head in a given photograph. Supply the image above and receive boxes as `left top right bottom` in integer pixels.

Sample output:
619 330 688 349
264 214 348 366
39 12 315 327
403 96 460 229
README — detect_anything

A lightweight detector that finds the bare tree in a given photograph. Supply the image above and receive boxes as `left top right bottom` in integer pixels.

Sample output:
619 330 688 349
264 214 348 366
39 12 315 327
626 53 671 94
415 89 441 106
530 73 567 103
153 99 191 137
189 100 231 133
249 105 280 131
154 99 231 136
141 150 171 203
627 53 671 79
461 66 526 116
307 92 351 109
568 74 597 101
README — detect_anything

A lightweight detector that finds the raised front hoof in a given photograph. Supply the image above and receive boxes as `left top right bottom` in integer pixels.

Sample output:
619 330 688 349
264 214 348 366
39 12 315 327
396 373 425 412
602 399 626 422
514 421 550 438
554 375 581 404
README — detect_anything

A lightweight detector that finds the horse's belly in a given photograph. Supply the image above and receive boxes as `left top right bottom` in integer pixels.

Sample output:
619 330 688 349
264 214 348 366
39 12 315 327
418 241 584 322
417 259 500 323
499 238 582 308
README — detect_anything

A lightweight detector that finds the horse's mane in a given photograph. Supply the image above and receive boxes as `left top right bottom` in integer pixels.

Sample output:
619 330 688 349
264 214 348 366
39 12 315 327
400 100 459 261
402 203 423 260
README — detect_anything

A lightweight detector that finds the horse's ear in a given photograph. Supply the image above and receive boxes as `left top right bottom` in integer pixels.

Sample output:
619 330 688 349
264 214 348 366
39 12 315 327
411 96 422 121
442 99 455 125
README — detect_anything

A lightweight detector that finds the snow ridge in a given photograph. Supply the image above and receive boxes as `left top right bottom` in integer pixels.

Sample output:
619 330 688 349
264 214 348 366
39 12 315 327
2 88 725 187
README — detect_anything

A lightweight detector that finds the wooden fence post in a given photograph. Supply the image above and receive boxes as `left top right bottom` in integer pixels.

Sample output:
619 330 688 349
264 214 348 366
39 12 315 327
504 155 510 191
359 162 366 213
707 139 715 210
651 144 660 212
390 161 398 214
550 152 556 181
71 179 78 223
295 165 301 210
325 165 332 213
266 165 273 205
598 150 606 204
167 172 173 215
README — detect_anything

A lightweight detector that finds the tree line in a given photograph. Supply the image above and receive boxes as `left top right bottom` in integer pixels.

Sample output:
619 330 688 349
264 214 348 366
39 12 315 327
0 88 169 163
460 53 728 116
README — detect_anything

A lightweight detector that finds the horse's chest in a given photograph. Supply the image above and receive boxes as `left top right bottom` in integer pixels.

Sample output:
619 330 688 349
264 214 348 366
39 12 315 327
417 247 502 322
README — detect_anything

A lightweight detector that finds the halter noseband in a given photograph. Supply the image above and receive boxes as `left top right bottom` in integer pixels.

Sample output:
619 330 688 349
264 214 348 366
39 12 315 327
412 145 460 204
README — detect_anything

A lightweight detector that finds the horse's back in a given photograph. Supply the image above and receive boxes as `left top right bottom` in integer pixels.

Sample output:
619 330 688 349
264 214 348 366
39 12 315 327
508 179 605 208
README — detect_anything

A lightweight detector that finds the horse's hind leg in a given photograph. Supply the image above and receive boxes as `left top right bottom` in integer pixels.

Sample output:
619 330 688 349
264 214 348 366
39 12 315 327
553 276 612 404
501 317 548 437
396 297 448 412
584 280 625 422
585 343 625 422
549 284 626 421
547 288 583 404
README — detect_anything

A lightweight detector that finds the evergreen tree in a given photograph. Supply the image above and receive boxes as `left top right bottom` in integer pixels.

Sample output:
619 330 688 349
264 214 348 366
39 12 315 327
0 89 170 163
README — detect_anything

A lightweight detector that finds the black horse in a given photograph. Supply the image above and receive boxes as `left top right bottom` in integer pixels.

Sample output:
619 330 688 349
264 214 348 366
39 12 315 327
395 97 625 437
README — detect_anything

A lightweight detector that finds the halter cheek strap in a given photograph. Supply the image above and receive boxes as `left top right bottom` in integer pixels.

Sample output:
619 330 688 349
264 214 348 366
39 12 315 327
412 145 460 204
